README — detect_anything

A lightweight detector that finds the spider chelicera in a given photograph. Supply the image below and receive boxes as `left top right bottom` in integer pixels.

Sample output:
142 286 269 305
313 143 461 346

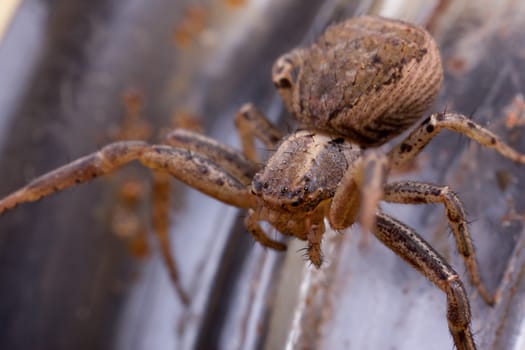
1 16 523 350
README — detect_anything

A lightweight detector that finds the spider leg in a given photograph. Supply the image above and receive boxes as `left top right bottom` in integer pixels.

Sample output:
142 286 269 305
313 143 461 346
0 140 257 303
244 209 287 251
329 149 388 236
149 170 191 304
151 129 259 301
305 222 325 267
148 131 182 303
383 181 496 305
234 103 284 162
388 112 525 170
0 141 256 215
163 128 259 184
374 212 476 350
358 150 388 236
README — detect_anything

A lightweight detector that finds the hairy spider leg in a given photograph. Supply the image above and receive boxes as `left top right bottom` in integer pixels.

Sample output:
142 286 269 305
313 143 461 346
384 111 525 305
154 125 260 303
234 103 301 250
0 139 257 302
388 112 525 169
384 181 496 305
146 132 188 305
344 111 525 251
328 149 388 239
234 103 284 162
355 150 389 246
167 126 288 255
244 209 287 251
375 212 476 350
164 128 258 185
148 170 188 301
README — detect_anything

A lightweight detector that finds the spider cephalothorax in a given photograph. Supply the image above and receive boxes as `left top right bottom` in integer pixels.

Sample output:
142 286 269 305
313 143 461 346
252 131 360 213
1 16 524 350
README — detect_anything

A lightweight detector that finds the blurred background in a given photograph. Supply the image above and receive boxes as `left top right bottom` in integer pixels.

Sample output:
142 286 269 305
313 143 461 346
0 0 524 349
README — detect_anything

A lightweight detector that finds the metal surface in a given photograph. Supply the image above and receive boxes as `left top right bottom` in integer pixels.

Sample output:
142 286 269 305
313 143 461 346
1 1 524 350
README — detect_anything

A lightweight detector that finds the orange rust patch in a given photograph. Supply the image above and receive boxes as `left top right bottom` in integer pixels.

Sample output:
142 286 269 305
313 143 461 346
446 56 468 75
505 94 525 129
224 0 246 8
173 6 208 49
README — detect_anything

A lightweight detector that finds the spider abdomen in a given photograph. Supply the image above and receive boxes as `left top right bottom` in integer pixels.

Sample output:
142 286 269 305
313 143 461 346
273 16 443 147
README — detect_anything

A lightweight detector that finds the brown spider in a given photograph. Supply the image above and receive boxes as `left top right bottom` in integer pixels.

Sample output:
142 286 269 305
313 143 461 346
0 16 523 350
